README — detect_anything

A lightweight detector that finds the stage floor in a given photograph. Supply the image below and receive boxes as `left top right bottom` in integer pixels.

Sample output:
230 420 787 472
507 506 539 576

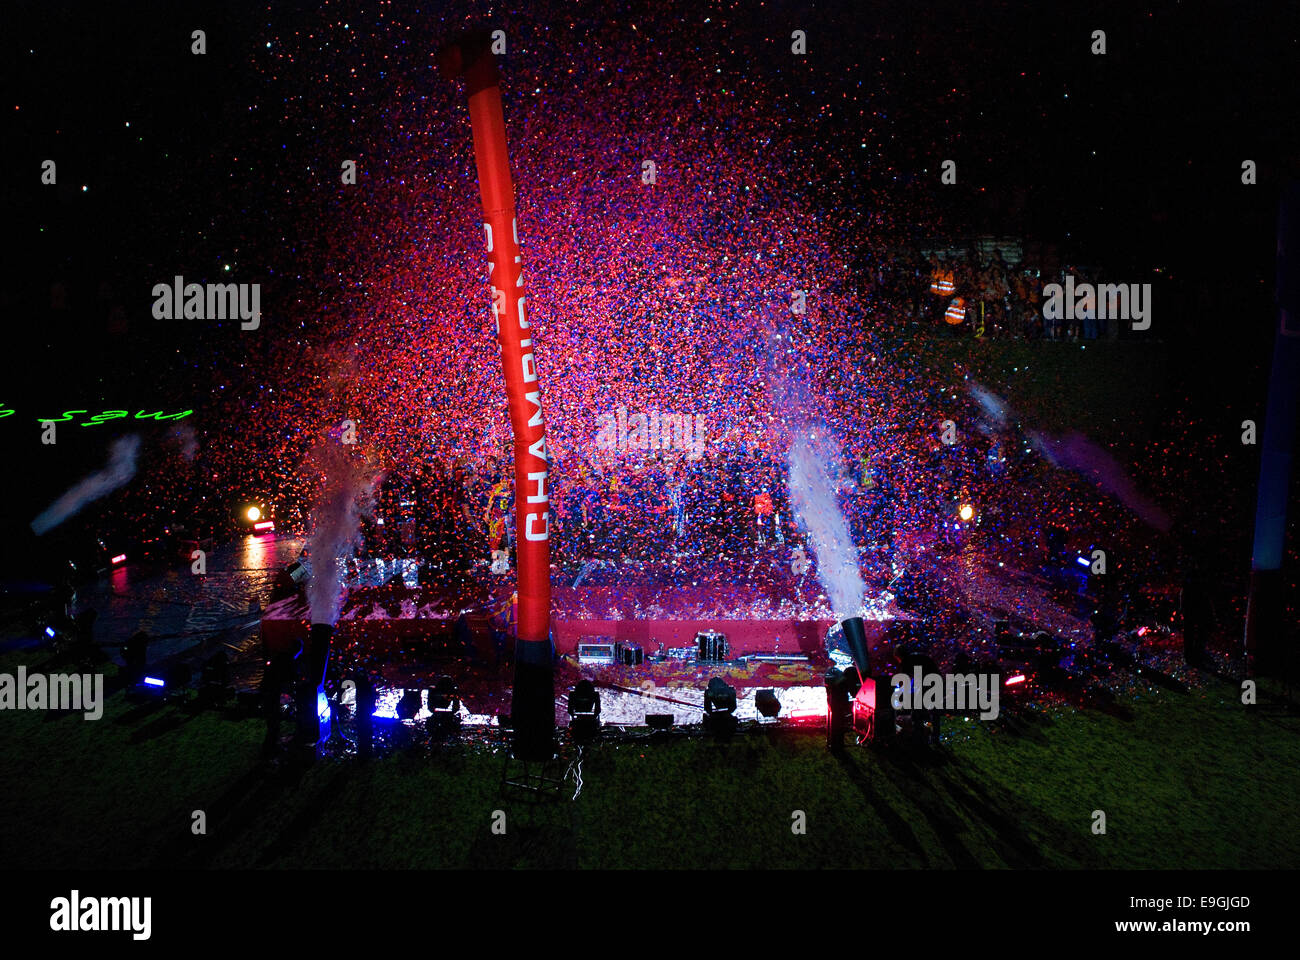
63 532 1105 726
259 546 904 661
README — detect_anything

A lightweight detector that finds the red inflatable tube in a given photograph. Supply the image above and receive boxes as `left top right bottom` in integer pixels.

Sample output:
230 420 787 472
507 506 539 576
441 32 551 648
443 31 554 757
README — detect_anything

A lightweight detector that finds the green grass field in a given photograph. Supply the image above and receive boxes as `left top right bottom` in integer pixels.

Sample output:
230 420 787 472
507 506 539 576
2 643 1296 869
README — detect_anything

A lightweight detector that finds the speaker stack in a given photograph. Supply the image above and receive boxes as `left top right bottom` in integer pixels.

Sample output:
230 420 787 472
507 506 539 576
695 630 729 662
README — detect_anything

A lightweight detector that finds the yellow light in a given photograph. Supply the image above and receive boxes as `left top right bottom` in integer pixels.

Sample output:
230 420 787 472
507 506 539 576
246 506 262 522
958 504 975 522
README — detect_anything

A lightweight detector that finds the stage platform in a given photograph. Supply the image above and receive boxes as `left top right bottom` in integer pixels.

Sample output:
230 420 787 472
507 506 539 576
261 550 902 664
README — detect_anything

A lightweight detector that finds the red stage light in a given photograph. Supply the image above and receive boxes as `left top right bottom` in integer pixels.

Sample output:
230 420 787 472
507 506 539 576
1005 674 1027 686
253 520 275 531
110 553 127 565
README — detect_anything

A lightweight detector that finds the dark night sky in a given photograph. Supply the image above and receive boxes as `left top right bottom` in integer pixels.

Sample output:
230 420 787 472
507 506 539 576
2 0 1297 541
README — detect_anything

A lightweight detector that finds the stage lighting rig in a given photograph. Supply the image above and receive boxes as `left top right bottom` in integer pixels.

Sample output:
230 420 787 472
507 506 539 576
567 679 601 741
234 498 273 533
755 688 781 719
426 676 463 739
428 676 461 714
269 559 309 603
568 679 600 717
703 677 738 738
704 677 737 715
396 688 422 722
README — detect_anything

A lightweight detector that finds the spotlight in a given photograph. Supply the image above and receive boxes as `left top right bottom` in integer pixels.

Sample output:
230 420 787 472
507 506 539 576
704 677 738 738
309 689 332 742
396 688 422 721
567 679 600 717
958 504 975 523
568 679 601 740
269 559 309 603
426 676 463 739
246 506 262 522
703 677 737 715
428 675 461 714
755 688 781 718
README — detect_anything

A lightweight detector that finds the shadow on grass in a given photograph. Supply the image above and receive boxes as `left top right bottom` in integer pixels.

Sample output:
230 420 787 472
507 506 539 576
462 806 579 869
850 741 1100 869
989 713 1050 744
831 748 929 865
1098 700 1135 722
129 705 200 743
155 747 314 867
868 748 983 868
255 766 351 866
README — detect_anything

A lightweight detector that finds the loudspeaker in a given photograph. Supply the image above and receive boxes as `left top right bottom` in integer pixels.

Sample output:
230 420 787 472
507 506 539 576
696 630 728 662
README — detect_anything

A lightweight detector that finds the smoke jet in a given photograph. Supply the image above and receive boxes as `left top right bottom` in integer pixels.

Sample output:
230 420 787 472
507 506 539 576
31 435 142 535
1029 430 1171 532
788 427 865 621
305 446 380 626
